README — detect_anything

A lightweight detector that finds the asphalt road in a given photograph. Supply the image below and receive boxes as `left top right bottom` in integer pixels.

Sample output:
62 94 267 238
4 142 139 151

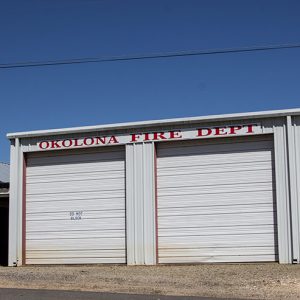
0 288 245 300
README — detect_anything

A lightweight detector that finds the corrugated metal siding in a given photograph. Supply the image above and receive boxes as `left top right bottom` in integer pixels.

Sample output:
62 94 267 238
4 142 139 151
157 136 278 263
26 147 126 264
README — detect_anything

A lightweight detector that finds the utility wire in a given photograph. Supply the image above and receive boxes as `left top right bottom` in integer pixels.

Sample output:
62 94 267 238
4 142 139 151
1 43 300 69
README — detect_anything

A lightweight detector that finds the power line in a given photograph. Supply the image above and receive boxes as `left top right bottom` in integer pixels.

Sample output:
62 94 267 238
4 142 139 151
1 43 300 69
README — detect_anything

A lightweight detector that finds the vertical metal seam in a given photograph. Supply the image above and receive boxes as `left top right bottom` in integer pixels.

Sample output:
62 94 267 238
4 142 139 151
125 145 129 264
151 142 156 265
144 143 150 264
282 122 292 263
293 120 300 262
154 143 159 264
142 143 146 264
14 139 19 266
17 138 23 266
295 118 300 262
22 153 26 265
133 144 138 264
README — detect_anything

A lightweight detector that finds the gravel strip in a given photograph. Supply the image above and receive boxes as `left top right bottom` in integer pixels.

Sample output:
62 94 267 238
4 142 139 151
0 264 299 299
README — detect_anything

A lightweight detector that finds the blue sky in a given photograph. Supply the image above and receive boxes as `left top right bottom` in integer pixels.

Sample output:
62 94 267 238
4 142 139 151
0 0 300 162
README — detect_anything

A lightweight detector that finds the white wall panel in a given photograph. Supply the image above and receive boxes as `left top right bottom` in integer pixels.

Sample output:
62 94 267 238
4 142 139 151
273 121 293 263
126 143 156 265
25 147 126 265
8 138 23 266
157 136 278 263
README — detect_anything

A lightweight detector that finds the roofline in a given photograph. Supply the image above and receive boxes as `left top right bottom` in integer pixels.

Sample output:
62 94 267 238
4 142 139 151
7 108 300 139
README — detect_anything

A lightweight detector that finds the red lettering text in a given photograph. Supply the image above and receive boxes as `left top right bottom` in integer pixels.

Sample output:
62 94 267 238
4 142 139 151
131 133 141 142
51 140 61 149
246 124 254 133
95 137 106 145
229 125 242 134
215 127 228 136
62 139 73 148
144 133 151 141
197 128 212 137
39 141 50 149
153 132 167 140
83 137 94 146
169 130 182 139
108 136 119 144
74 139 83 147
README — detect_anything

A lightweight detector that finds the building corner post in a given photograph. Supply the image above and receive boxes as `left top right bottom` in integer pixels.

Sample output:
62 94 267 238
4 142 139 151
286 116 300 263
8 138 23 266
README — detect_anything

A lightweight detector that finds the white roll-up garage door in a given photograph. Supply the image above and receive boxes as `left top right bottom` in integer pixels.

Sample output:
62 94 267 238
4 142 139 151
157 136 278 263
25 146 126 264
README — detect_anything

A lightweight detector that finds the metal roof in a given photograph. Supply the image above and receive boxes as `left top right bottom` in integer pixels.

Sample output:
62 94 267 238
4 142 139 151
7 107 300 139
0 163 10 183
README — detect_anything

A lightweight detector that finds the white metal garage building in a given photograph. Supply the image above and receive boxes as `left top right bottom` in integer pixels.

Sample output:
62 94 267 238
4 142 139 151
7 108 300 266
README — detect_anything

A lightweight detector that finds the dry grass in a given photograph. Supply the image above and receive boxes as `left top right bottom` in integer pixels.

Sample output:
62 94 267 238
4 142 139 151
0 264 299 299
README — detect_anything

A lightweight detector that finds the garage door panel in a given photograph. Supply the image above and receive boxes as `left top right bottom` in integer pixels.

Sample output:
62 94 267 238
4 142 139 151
158 152 272 170
157 137 277 263
158 190 274 208
159 212 275 228
158 170 273 188
27 198 125 213
159 255 277 264
158 161 273 177
26 147 126 264
159 233 276 245
159 225 277 237
27 178 124 195
27 190 124 203
27 161 124 177
26 217 125 231
26 257 126 265
27 209 125 221
158 203 275 217
27 229 125 240
26 237 125 251
158 182 273 197
27 249 126 259
27 170 124 184
159 246 276 257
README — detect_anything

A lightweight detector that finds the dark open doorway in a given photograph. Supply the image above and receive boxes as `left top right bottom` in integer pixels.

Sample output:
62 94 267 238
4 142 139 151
0 185 9 266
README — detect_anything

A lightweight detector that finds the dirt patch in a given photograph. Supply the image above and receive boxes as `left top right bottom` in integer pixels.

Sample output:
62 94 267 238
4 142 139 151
0 264 299 299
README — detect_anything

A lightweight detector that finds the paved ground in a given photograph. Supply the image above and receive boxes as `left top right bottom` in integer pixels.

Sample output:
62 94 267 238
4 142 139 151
0 288 241 300
0 264 299 299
